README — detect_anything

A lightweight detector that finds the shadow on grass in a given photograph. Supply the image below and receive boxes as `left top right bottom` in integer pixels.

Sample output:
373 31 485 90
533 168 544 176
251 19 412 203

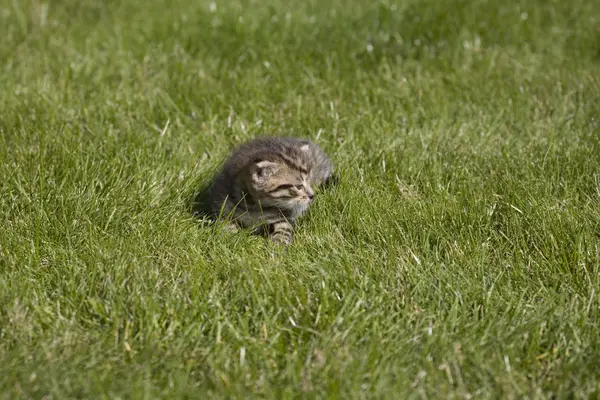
322 174 340 191
190 181 214 221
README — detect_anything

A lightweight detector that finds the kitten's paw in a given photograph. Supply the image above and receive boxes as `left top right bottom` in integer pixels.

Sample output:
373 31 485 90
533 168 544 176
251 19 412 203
222 222 239 233
270 232 293 245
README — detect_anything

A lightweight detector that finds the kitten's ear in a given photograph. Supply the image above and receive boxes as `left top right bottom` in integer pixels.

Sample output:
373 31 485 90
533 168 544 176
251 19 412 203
250 160 278 181
299 143 311 152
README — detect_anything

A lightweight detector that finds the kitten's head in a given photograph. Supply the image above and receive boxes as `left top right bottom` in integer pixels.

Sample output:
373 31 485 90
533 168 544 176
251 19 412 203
245 155 314 213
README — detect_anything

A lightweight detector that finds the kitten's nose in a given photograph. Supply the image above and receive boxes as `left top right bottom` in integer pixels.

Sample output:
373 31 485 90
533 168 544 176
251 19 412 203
306 186 314 200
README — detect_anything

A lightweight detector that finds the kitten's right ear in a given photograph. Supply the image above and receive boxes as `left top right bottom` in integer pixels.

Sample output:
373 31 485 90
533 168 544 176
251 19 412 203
299 142 311 152
250 160 278 181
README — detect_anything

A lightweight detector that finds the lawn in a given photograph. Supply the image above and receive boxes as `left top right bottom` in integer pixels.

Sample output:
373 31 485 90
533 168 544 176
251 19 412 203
1 0 599 398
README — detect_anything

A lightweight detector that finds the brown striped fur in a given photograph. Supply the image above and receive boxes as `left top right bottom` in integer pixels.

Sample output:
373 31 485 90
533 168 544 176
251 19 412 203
210 137 333 244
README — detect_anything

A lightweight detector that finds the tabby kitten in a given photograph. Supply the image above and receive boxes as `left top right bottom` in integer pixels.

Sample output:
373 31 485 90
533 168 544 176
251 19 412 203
210 137 333 244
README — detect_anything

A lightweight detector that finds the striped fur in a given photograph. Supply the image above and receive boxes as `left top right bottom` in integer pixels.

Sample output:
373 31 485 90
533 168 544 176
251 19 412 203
210 137 333 244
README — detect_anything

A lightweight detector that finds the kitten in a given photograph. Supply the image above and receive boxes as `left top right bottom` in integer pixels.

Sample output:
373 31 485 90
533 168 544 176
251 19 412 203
209 137 333 244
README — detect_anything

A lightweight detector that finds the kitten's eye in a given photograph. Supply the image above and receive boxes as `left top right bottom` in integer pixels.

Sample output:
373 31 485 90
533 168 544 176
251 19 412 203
295 184 304 190
276 184 294 190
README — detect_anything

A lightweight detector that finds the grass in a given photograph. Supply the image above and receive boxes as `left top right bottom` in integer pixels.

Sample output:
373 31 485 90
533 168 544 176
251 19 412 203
1 0 599 397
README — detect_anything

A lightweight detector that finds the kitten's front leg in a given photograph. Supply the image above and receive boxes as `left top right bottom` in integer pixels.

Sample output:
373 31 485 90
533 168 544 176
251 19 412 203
269 220 294 245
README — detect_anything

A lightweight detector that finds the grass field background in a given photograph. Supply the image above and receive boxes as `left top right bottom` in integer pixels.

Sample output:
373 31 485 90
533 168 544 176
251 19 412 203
1 0 599 397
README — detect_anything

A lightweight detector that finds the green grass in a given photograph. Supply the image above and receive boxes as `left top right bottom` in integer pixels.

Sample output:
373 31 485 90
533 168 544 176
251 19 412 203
1 0 600 397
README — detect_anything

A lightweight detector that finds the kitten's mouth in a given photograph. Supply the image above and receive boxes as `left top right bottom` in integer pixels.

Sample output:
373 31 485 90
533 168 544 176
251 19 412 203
267 197 311 211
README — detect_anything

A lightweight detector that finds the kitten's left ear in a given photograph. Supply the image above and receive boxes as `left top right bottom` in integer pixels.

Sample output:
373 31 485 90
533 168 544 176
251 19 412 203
250 160 278 182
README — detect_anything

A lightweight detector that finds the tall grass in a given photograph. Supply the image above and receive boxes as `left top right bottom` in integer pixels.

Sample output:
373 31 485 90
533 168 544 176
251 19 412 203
1 0 599 397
